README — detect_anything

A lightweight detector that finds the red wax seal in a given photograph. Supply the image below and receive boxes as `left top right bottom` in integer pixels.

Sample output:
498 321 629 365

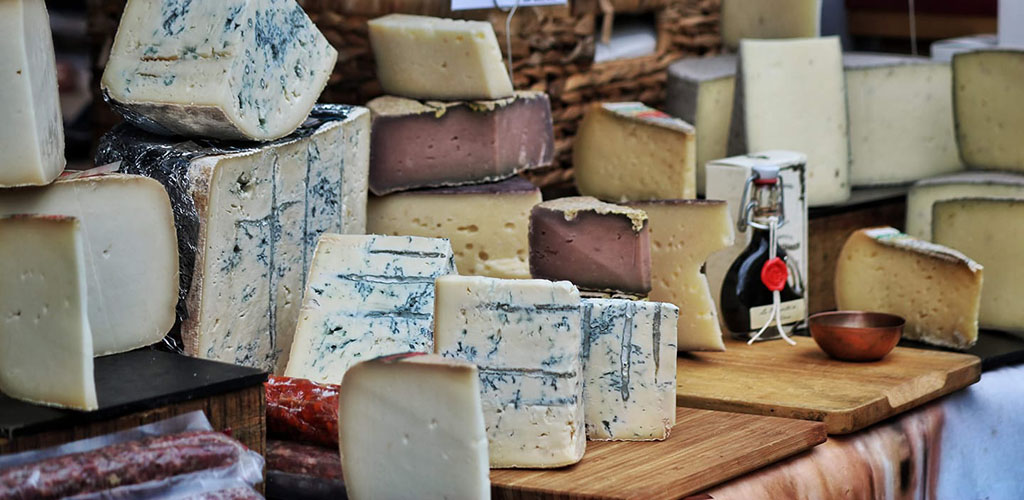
761 257 788 292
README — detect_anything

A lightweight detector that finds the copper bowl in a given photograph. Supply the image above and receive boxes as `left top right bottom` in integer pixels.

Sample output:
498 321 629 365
808 311 904 362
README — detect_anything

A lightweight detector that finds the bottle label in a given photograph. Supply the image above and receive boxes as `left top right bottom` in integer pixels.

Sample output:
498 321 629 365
749 299 806 330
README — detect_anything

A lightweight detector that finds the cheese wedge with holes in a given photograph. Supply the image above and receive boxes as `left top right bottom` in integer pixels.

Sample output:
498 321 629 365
953 49 1024 170
906 171 1024 240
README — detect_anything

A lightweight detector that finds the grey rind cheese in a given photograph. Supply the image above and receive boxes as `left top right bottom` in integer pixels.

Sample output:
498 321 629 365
906 171 1024 240
952 49 1024 170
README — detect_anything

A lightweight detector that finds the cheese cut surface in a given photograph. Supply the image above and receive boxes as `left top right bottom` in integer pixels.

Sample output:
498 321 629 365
368 177 540 279
529 197 651 296
627 200 734 351
666 55 737 194
0 0 65 186
339 354 490 500
434 276 585 468
575 102 696 202
367 92 553 194
721 0 821 50
732 37 850 207
285 235 457 385
835 227 982 350
0 169 178 356
368 14 513 100
581 299 678 441
844 53 962 186
101 0 337 141
906 171 1024 240
0 216 97 411
953 50 1024 170
933 198 1024 333
96 105 370 372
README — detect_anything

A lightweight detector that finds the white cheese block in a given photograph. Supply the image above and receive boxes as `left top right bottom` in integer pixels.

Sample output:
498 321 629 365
844 53 963 186
96 105 370 372
582 299 678 441
339 353 490 500
933 198 1024 334
367 177 541 279
626 200 735 351
0 168 178 356
731 37 850 206
368 14 513 101
0 216 97 411
434 275 586 468
665 55 737 195
721 0 822 50
285 234 456 385
101 0 337 141
952 49 1024 170
1000 0 1024 48
0 0 65 186
835 227 983 350
905 171 1024 240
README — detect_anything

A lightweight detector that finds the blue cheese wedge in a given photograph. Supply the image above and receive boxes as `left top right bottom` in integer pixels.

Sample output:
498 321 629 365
96 105 370 373
101 0 337 141
582 299 679 441
434 275 586 468
284 235 457 385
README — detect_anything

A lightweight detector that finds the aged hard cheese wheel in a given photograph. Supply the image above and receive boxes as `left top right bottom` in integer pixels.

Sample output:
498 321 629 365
953 49 1024 170
434 276 586 468
0 0 65 186
0 168 178 356
101 0 337 141
339 354 490 500
721 0 821 50
933 198 1024 334
906 171 1024 240
0 216 97 411
835 227 982 350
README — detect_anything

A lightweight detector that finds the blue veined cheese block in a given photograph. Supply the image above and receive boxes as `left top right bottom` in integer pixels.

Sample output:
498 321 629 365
101 0 337 141
285 235 457 384
434 275 586 469
581 298 679 441
96 105 370 373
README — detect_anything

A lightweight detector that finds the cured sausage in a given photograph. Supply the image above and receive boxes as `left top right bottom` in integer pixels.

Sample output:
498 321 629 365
265 375 339 448
266 440 343 481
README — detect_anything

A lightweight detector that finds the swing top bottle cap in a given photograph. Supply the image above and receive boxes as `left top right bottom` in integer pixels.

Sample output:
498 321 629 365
753 164 780 184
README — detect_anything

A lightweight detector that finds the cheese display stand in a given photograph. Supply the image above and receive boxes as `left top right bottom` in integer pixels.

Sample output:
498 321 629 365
2 0 1024 499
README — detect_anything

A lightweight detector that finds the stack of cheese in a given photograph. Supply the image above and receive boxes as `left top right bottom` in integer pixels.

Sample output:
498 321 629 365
362 14 555 280
0 0 180 411
92 0 369 375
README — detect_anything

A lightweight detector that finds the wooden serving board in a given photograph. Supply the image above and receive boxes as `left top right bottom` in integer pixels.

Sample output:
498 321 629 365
676 337 981 434
490 407 826 500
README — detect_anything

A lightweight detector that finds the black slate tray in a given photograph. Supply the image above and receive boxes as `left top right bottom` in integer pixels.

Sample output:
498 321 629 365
0 349 267 439
899 329 1024 372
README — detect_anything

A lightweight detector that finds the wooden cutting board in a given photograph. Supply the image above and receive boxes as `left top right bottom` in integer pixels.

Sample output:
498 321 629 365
490 407 826 500
676 337 981 434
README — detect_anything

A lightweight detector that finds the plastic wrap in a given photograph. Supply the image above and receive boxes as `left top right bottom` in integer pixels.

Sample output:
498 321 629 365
265 375 339 448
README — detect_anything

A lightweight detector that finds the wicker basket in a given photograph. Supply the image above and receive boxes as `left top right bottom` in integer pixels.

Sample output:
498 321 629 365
87 0 722 187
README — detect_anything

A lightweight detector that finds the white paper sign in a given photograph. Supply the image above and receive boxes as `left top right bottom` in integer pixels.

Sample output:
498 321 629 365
451 0 566 11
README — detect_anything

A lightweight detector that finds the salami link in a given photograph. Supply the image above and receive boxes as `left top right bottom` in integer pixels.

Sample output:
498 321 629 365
266 440 343 480
178 486 263 500
265 375 339 448
0 431 246 500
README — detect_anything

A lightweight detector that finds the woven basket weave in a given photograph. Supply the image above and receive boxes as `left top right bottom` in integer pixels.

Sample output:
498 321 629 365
87 0 722 187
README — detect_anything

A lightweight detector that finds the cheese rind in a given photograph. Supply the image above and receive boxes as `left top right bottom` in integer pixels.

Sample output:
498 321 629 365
933 198 1024 333
582 299 678 441
96 105 370 372
101 0 337 141
835 227 982 350
575 102 697 202
721 0 821 50
368 177 541 279
906 171 1024 240
0 216 97 411
339 354 490 500
0 170 178 356
665 55 737 194
732 37 850 207
843 53 962 186
434 275 585 468
952 50 1024 170
626 200 734 351
285 235 457 385
368 14 513 100
0 0 65 186
367 92 554 195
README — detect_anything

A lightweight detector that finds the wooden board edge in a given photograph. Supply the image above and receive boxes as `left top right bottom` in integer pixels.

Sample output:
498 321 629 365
676 395 831 425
